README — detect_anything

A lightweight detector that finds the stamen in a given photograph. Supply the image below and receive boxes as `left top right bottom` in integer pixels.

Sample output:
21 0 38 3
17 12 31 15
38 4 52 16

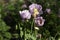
40 19 42 24
34 8 39 15
33 8 39 17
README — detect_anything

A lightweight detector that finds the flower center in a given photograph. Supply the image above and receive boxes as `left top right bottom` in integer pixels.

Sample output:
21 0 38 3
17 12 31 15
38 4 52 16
40 19 42 24
33 8 39 17
34 8 39 15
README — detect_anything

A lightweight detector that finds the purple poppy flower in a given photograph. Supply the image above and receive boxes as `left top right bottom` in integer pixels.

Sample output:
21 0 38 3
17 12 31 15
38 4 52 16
29 3 43 17
45 8 51 14
19 10 31 19
34 17 45 26
29 3 42 13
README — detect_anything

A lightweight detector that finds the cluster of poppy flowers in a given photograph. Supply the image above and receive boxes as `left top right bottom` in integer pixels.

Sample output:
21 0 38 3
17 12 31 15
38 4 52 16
19 3 51 26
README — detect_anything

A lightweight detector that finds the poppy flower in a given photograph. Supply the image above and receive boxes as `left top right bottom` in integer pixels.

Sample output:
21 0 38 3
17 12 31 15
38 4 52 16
19 10 31 19
29 3 43 17
34 17 45 26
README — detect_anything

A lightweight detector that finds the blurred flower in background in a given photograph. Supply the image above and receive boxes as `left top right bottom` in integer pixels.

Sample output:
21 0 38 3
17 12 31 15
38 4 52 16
45 8 51 14
21 4 27 8
19 10 31 19
34 17 45 26
36 34 42 38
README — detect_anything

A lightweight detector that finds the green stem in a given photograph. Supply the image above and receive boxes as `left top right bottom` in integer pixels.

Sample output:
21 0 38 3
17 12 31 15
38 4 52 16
34 19 37 40
35 29 37 39
17 22 21 40
25 27 26 40
31 19 34 34
24 21 27 40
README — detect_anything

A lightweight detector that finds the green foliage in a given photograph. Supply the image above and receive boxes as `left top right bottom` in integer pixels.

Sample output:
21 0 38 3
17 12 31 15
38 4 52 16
0 19 10 31
0 14 11 40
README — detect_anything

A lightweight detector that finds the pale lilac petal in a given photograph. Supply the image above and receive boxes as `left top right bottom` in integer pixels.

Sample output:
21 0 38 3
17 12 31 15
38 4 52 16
29 3 42 15
19 10 31 19
35 17 45 26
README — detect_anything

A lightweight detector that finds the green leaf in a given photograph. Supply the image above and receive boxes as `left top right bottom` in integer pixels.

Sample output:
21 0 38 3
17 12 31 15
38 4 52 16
13 33 19 38
3 32 12 39
20 31 23 37
0 35 3 40
7 4 15 10
0 20 10 31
